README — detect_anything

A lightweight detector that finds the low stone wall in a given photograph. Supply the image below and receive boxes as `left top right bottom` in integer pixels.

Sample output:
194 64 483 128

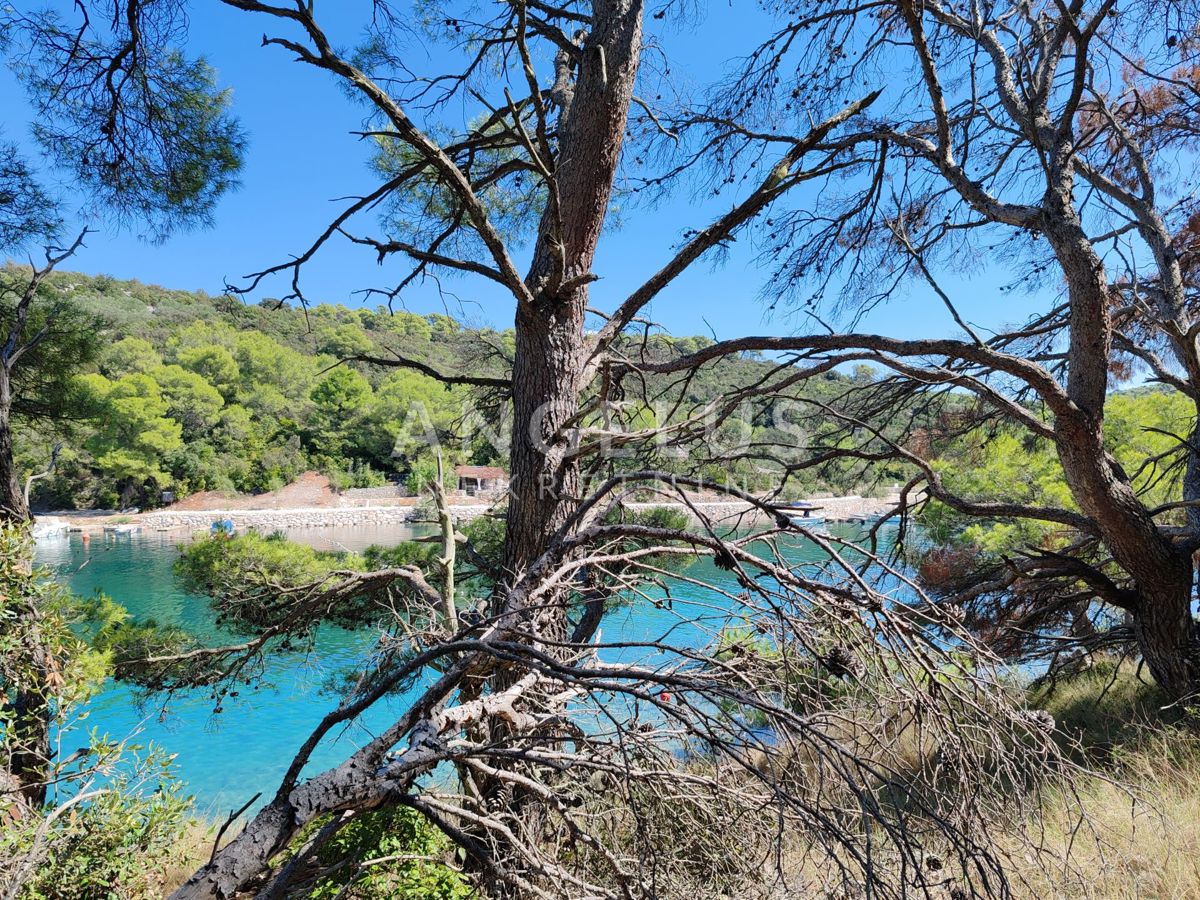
133 495 898 533
140 506 424 532
338 486 407 501
793 494 901 521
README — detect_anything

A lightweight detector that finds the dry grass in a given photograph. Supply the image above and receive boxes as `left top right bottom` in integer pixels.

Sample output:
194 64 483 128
157 819 221 896
150 662 1200 899
742 661 1200 898
1009 661 1200 899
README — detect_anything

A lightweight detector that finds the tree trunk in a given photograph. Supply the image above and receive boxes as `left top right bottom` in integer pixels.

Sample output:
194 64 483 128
478 5 643 895
1184 417 1200 537
503 292 587 583
0 365 48 809
1041 188 1200 700
5 654 51 809
502 0 643 582
494 6 643 717
0 368 29 524
1147 414 1200 699
1054 415 1198 688
1134 578 1200 701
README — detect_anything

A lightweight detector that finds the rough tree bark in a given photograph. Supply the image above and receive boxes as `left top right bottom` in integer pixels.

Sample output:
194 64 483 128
1040 185 1200 699
503 0 642 584
0 366 30 524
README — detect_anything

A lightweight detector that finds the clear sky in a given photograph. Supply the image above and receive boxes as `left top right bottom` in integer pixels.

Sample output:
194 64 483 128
0 2 1047 342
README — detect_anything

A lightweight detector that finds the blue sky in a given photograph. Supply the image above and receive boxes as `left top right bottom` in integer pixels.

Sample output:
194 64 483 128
0 2 1046 341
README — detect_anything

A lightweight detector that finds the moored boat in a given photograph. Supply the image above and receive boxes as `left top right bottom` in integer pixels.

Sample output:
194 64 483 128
32 516 69 540
780 503 826 527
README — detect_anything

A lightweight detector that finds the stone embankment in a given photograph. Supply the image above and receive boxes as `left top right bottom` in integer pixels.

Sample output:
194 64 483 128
135 504 492 532
119 493 898 533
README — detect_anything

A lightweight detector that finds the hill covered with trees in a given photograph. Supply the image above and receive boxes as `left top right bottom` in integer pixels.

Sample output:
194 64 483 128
14 266 501 508
12 267 882 510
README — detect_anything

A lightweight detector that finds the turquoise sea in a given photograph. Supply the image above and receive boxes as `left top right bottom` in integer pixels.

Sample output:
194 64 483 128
35 522 890 817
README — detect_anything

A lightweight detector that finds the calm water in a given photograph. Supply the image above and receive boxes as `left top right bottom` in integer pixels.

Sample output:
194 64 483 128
36 522 888 816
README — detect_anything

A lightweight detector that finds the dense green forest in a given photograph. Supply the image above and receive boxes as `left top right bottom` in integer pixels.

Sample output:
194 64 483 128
14 266 1190 517
11 266 506 507
10 267 883 509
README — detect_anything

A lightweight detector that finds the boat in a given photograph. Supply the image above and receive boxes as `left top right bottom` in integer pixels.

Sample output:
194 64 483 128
780 503 826 527
32 516 69 540
104 523 141 535
849 513 901 527
789 514 826 526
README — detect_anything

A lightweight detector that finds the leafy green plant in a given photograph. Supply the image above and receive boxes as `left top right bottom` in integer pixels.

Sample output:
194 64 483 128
174 532 366 632
299 807 473 900
0 744 193 900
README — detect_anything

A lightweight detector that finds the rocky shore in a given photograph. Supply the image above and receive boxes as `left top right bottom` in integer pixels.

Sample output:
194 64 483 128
50 493 901 534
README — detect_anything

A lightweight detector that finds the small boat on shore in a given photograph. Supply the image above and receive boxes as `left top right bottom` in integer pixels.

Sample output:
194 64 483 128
104 523 141 535
848 513 902 526
781 503 826 527
32 516 69 540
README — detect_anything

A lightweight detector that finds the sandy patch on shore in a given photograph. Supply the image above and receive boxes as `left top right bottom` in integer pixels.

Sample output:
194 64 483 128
165 471 339 511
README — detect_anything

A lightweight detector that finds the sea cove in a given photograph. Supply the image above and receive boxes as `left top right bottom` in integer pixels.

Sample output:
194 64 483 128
36 522 886 815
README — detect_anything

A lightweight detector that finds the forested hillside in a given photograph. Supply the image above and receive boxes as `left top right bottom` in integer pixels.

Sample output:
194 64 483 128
12 268 880 509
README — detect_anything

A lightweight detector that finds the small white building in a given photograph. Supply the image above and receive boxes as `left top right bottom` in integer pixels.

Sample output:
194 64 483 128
455 465 509 497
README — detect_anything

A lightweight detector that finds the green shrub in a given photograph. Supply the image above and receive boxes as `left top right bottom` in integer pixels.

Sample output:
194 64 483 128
362 540 437 570
300 807 473 899
176 531 362 598
0 746 192 900
326 461 389 491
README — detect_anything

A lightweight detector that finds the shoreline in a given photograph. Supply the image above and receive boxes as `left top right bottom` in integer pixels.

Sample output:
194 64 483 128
42 494 902 534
